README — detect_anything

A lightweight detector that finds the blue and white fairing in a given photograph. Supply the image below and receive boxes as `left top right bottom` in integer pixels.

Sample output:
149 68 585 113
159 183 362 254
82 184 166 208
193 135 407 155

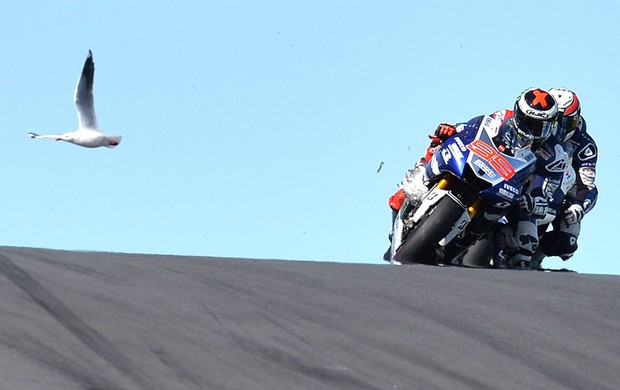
425 115 536 209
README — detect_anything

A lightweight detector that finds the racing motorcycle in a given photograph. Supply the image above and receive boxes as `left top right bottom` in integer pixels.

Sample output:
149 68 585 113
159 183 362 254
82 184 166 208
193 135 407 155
387 115 537 266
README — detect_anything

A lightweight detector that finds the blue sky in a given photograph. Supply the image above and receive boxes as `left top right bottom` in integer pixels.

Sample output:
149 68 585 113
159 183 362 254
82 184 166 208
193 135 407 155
1 1 617 275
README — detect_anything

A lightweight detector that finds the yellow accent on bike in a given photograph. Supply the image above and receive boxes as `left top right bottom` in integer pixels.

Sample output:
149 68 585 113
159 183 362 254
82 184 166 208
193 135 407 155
468 198 483 217
436 178 450 189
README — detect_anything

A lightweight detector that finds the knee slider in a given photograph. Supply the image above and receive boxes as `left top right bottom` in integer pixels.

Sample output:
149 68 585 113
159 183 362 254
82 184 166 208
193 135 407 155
540 230 578 257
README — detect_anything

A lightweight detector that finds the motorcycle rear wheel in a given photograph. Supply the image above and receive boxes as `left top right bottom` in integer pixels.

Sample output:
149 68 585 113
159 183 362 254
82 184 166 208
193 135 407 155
394 195 465 265
459 234 494 268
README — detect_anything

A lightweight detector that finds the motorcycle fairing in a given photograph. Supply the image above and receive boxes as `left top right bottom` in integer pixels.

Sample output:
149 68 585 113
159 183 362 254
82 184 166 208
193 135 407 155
426 115 536 208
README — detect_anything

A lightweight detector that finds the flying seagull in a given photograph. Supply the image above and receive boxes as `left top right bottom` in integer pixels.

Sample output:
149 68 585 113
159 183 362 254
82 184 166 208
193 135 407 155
28 50 122 148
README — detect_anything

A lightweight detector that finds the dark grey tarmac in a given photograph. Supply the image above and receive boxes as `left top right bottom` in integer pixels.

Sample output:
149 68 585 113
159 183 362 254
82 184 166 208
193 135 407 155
0 246 618 389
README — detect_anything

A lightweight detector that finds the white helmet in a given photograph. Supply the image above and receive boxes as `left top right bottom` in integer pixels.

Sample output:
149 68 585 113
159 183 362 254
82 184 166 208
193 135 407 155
549 87 581 142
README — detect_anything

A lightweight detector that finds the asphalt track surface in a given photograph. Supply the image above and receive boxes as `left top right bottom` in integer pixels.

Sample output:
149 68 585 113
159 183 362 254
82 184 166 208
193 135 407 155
0 246 618 390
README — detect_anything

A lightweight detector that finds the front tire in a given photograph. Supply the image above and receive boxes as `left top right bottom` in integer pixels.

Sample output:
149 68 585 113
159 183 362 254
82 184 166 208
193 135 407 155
394 195 465 264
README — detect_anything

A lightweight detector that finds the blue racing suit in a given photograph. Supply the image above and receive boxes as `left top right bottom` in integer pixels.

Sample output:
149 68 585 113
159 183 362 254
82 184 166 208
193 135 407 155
534 116 598 262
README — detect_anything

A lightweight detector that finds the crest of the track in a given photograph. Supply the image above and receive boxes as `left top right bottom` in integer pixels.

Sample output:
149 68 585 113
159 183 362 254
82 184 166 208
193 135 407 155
0 246 618 390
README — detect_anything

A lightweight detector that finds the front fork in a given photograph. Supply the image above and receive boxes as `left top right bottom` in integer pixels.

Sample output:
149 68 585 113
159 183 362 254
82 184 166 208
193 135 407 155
389 176 483 264
415 178 483 246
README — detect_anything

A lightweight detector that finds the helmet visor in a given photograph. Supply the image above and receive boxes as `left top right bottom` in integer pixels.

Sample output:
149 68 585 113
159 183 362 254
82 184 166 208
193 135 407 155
560 115 579 140
515 109 553 141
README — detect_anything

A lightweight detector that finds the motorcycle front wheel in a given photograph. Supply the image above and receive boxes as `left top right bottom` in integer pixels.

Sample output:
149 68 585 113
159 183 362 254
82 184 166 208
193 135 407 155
394 195 465 265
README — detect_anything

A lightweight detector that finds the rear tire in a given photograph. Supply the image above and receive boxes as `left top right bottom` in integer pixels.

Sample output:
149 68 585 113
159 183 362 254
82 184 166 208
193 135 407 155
459 233 494 268
395 196 465 264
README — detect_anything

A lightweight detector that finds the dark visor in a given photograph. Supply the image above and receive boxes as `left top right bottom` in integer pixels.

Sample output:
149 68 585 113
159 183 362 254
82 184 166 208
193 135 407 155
561 115 579 134
515 110 553 140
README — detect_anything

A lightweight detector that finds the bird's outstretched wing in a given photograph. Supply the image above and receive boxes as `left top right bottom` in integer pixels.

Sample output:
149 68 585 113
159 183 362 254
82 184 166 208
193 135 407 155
74 50 99 131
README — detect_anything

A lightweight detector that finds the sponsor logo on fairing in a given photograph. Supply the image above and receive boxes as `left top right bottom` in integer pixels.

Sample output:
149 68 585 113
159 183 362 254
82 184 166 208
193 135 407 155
473 159 496 178
503 183 519 195
454 137 467 151
441 148 452 163
498 188 516 200
448 143 464 160
494 200 512 208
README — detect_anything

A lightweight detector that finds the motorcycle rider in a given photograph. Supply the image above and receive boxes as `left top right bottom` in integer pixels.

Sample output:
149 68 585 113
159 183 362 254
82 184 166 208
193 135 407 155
487 88 597 269
385 88 559 263
528 88 598 267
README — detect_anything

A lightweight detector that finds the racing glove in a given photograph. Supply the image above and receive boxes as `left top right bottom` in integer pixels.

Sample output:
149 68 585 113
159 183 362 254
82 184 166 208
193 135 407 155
388 189 406 211
518 194 548 218
564 203 585 225
434 123 456 141
424 143 440 162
